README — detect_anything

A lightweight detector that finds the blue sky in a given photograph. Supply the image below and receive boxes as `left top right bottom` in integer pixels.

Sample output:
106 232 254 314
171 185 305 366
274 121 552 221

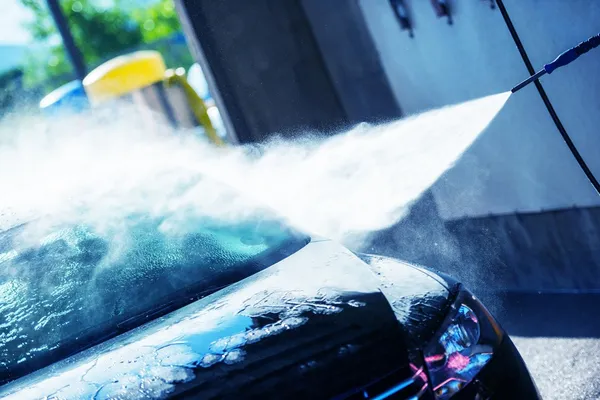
0 1 31 72
0 1 32 45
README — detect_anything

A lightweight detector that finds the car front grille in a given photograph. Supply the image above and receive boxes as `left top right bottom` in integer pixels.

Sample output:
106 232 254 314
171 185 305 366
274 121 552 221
336 362 433 400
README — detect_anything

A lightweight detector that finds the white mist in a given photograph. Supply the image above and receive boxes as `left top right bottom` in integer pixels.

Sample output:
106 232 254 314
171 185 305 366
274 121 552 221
0 92 510 249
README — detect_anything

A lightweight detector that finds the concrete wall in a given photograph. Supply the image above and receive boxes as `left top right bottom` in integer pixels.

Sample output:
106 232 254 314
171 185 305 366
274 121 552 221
176 0 348 143
358 0 600 290
176 0 403 143
358 0 600 219
446 206 600 291
368 195 600 291
301 0 402 124
506 1 600 180
175 0 600 289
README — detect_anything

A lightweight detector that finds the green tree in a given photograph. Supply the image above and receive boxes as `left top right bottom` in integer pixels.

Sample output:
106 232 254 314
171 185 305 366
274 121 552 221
19 0 188 91
129 0 194 69
131 0 181 43
20 0 144 89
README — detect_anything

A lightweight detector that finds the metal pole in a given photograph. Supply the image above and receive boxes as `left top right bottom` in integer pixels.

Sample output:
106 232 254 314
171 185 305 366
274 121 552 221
46 0 87 81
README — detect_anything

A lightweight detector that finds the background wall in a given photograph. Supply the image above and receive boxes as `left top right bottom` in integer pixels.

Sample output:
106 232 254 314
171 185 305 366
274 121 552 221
357 0 600 290
176 0 401 143
507 0 600 179
358 0 600 219
177 0 600 290
301 0 401 124
176 0 348 143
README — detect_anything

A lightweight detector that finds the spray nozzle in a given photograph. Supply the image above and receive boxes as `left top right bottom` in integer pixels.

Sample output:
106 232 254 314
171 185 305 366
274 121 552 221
512 33 600 93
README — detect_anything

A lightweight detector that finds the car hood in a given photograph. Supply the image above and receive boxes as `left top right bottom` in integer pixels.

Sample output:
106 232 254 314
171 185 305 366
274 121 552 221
0 239 450 399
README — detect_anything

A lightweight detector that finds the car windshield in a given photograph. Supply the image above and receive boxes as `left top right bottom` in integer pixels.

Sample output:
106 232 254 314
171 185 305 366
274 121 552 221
0 189 309 385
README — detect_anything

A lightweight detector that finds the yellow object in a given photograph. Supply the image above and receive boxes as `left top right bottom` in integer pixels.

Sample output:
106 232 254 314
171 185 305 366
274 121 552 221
83 50 167 104
164 68 225 147
82 50 224 146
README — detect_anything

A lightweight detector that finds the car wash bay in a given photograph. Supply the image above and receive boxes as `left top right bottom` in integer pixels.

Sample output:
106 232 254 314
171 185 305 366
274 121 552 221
173 1 600 398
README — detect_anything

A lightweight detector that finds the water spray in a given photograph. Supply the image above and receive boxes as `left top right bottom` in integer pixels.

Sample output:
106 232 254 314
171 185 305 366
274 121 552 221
512 33 600 93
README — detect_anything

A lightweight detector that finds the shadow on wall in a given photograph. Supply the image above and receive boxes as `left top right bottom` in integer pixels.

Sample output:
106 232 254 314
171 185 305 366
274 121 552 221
363 190 466 283
364 191 600 338
365 190 600 293
360 84 600 294
489 292 600 338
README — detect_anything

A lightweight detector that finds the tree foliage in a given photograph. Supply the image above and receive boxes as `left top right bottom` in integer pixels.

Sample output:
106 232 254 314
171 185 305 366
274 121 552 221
131 0 181 43
19 0 186 90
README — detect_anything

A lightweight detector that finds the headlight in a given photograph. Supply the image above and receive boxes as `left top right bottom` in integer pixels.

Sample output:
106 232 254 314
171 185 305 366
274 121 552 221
424 289 503 399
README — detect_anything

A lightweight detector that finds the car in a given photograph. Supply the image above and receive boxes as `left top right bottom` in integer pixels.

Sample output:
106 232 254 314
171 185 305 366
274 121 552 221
0 179 540 400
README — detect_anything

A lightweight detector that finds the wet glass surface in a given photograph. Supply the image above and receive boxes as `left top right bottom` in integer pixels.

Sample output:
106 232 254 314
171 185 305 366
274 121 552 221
0 213 307 382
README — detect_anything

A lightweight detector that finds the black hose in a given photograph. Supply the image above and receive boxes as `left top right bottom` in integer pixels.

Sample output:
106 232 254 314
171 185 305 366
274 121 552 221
496 0 600 196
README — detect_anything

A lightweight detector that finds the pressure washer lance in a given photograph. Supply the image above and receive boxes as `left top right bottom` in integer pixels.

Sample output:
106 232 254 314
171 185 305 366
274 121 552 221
512 33 600 93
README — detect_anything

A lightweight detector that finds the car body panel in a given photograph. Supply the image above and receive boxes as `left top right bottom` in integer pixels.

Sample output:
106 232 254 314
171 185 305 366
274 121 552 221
0 216 309 384
359 254 452 347
0 239 452 399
